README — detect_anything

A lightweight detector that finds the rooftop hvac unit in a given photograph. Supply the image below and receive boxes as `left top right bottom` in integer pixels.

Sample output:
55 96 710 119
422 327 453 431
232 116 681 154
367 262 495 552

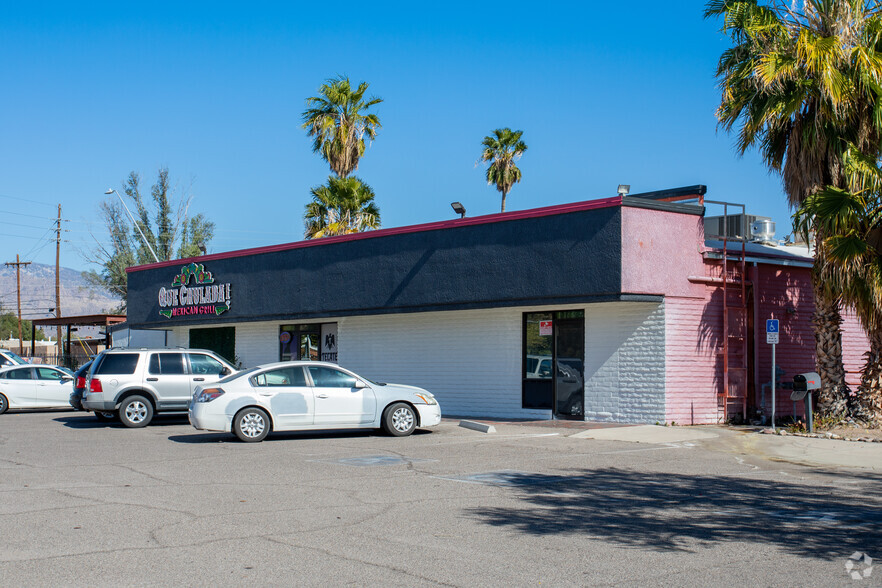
704 214 771 240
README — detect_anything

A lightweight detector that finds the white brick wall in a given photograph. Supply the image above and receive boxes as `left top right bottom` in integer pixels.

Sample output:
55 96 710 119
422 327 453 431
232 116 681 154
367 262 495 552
338 307 551 419
583 301 666 423
163 300 666 423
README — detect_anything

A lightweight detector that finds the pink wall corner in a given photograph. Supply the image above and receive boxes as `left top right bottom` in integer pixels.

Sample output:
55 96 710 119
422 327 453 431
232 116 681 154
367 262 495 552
621 207 706 298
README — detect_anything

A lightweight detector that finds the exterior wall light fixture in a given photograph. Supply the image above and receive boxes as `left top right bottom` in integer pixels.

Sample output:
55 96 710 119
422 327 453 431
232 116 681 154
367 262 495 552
617 184 631 197
451 202 466 218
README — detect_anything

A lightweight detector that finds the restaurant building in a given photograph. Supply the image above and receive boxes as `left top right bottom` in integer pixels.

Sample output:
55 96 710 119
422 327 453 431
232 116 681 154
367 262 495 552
124 186 869 424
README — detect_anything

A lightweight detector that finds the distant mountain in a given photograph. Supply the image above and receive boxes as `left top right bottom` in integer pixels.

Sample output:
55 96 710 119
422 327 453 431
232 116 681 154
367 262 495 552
0 262 121 320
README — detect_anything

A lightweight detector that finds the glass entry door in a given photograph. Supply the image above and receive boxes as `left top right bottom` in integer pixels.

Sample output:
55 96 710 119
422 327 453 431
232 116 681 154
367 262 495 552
554 315 585 418
522 310 585 418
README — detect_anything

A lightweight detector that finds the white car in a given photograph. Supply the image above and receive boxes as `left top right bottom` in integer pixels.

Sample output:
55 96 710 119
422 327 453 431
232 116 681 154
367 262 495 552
0 364 75 414
189 361 442 442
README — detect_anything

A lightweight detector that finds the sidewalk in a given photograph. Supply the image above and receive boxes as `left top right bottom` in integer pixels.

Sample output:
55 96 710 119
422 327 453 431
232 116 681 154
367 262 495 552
573 423 882 471
452 418 882 471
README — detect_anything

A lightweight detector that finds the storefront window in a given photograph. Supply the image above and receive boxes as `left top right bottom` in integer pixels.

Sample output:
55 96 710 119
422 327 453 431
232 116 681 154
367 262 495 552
280 324 320 361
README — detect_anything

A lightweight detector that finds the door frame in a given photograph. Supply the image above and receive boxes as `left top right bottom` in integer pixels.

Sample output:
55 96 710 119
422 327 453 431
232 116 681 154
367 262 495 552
521 310 585 418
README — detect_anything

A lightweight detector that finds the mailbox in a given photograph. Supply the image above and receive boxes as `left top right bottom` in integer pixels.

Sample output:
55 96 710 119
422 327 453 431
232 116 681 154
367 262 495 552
791 372 820 432
791 372 820 400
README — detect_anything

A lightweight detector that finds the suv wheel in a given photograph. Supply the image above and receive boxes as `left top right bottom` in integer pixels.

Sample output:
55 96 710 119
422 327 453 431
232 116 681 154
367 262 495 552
119 395 153 428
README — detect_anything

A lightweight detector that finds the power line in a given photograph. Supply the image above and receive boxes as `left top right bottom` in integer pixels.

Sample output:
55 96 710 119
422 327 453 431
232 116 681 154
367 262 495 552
0 220 57 231
2 232 58 240
0 209 54 220
0 193 56 207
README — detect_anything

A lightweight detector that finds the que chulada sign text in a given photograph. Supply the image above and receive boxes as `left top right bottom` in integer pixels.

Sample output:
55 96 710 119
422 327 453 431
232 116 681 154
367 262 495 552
157 262 231 319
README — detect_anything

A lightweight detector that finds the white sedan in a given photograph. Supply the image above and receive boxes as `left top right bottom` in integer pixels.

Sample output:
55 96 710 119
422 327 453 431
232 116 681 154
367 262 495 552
189 361 442 442
0 365 75 414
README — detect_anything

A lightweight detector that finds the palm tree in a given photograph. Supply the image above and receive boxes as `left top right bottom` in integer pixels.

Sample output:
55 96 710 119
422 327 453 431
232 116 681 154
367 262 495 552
706 0 882 417
795 154 882 424
302 76 382 179
304 176 381 239
481 128 527 212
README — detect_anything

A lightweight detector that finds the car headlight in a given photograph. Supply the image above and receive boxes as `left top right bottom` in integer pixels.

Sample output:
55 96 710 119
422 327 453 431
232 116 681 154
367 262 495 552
414 393 437 405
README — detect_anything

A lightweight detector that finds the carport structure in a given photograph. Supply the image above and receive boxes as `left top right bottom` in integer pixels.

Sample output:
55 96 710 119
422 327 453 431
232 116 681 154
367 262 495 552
29 314 126 367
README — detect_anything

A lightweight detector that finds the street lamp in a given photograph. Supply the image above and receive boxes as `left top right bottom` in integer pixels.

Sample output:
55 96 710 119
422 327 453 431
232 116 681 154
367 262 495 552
450 202 466 218
104 188 160 263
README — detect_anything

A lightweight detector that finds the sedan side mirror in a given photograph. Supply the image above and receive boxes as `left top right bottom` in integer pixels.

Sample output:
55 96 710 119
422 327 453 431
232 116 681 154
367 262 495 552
220 367 232 376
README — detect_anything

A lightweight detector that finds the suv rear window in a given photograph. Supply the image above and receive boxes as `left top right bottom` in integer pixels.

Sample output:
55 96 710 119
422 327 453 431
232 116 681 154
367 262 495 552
95 353 140 375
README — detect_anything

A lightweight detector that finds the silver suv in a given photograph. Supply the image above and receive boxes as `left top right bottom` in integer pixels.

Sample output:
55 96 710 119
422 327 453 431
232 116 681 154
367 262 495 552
82 348 236 428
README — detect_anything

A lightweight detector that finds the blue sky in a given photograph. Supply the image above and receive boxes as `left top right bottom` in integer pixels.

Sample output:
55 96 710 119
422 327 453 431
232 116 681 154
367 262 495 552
0 1 788 276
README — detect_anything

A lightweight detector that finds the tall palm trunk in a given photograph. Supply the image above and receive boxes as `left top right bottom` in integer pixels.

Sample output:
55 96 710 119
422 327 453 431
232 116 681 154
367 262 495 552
851 327 882 425
501 188 508 213
812 275 851 418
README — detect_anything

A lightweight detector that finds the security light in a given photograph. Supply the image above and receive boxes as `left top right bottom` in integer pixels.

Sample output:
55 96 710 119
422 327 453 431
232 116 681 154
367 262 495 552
451 202 466 218
617 184 631 197
197 241 207 255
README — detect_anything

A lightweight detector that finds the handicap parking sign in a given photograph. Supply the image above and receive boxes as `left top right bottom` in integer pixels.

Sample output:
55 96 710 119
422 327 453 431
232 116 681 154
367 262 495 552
766 319 779 344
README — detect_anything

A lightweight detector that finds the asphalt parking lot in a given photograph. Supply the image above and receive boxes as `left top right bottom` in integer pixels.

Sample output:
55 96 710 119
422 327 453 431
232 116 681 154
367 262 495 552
1 410 881 587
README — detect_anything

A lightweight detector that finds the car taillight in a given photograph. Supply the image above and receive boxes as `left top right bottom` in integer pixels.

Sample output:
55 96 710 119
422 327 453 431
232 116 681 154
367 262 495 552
196 388 224 403
89 378 103 393
76 376 86 389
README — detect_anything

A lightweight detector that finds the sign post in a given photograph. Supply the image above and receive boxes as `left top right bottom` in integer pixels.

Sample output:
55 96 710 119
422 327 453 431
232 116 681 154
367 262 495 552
766 319 780 430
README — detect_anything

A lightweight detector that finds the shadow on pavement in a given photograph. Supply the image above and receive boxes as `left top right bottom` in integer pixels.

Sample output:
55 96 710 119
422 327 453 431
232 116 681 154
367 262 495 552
167 428 433 444
464 467 882 559
54 413 191 429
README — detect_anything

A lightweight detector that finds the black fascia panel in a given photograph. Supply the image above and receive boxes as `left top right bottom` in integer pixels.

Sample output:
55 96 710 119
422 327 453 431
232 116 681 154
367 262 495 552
125 206 623 328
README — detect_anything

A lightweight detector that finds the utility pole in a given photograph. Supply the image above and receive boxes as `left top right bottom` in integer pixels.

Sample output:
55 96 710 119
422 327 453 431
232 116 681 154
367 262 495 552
5 255 31 355
55 204 62 354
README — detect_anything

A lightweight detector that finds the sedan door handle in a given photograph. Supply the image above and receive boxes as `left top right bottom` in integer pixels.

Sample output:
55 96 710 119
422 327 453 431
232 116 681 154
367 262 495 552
316 393 329 399
193 378 205 382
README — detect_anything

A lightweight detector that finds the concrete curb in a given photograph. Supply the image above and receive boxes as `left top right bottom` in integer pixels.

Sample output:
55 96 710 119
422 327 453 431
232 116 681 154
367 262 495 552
760 428 882 443
459 420 497 434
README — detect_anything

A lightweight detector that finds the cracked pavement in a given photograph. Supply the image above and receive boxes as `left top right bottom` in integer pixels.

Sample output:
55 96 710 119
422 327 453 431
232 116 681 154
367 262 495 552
1 411 881 586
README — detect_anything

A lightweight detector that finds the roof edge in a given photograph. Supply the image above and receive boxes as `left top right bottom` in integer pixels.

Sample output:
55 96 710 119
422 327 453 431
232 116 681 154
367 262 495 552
126 196 623 273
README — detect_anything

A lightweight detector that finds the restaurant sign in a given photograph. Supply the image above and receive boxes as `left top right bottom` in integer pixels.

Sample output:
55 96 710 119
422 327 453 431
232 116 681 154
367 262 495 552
158 262 231 319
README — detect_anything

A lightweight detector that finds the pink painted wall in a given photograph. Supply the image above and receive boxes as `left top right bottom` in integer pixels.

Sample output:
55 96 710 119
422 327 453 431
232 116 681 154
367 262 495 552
665 293 724 424
842 310 869 390
621 206 706 298
753 266 816 420
621 203 870 424
663 257 870 425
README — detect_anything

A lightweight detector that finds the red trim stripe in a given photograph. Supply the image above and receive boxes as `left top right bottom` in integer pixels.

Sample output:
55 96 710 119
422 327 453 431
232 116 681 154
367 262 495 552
126 196 624 273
